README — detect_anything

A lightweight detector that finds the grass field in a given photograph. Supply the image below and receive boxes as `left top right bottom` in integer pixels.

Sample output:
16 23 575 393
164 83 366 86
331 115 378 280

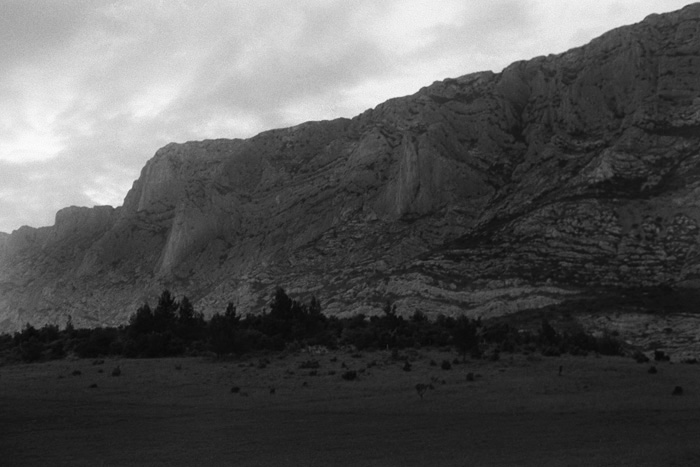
2 349 700 466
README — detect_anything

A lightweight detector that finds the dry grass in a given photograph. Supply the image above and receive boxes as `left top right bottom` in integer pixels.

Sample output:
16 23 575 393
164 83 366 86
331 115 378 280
1 349 700 466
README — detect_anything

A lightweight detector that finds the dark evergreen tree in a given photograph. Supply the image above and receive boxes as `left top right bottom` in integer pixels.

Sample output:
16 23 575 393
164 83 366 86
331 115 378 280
128 302 154 336
64 315 75 338
176 295 205 342
153 290 178 333
209 302 239 357
224 302 239 322
539 318 559 345
177 296 195 323
270 287 293 319
452 316 479 361
309 295 322 316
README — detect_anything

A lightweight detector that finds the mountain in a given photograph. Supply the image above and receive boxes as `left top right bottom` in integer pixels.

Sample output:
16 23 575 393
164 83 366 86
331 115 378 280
1 4 700 332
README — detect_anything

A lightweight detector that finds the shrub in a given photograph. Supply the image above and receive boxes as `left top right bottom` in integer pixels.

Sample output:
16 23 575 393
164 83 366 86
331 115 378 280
415 383 429 399
18 337 43 362
341 370 357 381
632 350 650 363
48 340 66 360
441 360 452 370
595 333 624 356
299 359 320 369
539 319 559 345
74 327 119 358
541 345 561 357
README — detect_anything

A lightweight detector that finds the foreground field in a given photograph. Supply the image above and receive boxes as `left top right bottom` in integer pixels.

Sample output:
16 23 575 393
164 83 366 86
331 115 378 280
1 349 699 466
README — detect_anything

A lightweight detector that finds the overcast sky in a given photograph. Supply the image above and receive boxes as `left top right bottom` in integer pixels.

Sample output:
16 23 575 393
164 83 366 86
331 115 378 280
0 0 692 233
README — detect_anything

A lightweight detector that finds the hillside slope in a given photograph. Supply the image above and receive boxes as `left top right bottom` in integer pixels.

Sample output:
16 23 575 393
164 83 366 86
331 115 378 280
1 4 699 331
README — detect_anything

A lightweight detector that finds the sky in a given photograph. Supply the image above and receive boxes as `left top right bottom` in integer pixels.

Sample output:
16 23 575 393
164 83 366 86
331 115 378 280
0 0 693 234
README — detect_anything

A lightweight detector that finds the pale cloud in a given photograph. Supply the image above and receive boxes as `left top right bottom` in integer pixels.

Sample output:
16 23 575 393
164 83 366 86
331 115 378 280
0 0 693 233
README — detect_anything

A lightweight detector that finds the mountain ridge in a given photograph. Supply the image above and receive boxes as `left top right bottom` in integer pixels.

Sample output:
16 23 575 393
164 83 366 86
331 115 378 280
1 3 699 331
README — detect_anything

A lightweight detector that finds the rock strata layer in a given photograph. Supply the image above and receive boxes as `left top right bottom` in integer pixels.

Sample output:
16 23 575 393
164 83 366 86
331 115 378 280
1 4 700 331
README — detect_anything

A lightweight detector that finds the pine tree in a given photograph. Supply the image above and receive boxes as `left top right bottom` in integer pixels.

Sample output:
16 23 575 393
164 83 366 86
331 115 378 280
153 290 178 333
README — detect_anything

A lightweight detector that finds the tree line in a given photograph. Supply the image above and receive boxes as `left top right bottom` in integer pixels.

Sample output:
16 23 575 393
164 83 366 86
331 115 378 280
0 287 625 363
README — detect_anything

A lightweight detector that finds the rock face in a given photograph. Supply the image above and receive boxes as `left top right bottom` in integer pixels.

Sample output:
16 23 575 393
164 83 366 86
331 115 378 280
1 4 700 331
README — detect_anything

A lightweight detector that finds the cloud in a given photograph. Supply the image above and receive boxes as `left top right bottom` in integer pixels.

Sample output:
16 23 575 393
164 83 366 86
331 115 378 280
0 0 97 68
0 0 693 233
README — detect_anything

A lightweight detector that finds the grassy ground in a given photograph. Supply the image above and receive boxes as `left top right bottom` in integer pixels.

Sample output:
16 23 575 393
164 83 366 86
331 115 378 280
1 349 699 466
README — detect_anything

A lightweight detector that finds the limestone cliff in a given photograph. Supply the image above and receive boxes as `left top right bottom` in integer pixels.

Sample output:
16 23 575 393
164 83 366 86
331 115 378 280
1 4 699 331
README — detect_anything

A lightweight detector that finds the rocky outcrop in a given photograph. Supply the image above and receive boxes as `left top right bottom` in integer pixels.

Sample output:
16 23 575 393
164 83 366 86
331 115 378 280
1 4 699 331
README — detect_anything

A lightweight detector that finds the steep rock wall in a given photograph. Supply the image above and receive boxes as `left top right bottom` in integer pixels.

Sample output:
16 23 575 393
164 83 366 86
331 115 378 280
1 4 699 330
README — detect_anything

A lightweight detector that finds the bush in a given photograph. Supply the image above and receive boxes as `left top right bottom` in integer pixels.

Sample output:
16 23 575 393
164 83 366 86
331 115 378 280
539 319 559 345
654 350 670 362
541 345 561 357
18 337 43 362
74 327 119 358
48 340 66 359
632 350 650 363
595 333 624 356
299 360 320 369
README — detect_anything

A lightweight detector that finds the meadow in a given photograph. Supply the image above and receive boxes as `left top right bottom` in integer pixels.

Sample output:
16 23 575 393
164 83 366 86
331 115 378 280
2 349 699 466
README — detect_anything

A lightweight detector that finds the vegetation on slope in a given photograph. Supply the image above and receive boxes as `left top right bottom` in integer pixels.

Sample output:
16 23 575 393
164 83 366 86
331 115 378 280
0 287 630 364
